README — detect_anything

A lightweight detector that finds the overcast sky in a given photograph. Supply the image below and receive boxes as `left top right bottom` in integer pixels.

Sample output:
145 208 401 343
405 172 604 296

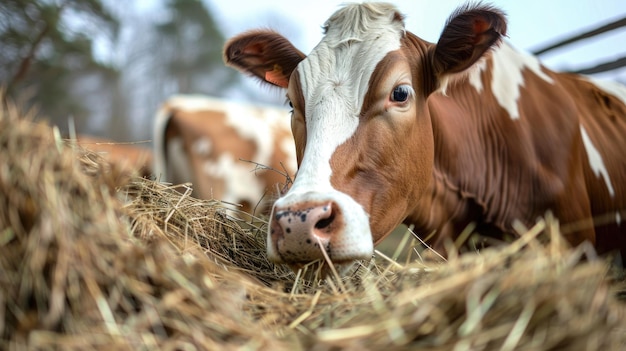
206 0 626 83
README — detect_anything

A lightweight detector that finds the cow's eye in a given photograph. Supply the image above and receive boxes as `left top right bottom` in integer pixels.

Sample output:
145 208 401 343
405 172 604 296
285 99 294 114
390 84 412 103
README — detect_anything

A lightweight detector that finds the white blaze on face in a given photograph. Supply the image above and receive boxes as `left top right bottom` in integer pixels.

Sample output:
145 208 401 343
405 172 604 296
292 4 404 194
268 4 405 263
580 125 615 197
468 42 554 120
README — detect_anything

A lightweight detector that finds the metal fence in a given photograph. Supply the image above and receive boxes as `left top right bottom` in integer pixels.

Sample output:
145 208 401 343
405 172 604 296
531 17 626 75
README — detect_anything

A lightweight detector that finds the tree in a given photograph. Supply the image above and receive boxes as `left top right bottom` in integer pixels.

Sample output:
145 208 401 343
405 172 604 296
0 0 119 133
154 0 238 95
0 0 256 142
104 0 241 141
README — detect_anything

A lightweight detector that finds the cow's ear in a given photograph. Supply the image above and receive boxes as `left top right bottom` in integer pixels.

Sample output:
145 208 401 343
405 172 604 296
432 5 507 76
224 30 306 88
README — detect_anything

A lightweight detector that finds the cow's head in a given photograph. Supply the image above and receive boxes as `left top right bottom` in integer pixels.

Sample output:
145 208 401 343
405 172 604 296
224 3 506 272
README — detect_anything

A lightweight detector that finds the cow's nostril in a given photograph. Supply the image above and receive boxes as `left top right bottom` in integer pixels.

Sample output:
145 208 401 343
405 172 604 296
315 212 335 230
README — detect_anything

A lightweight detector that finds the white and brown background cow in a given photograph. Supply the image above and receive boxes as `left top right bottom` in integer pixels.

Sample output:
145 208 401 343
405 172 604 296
153 95 297 218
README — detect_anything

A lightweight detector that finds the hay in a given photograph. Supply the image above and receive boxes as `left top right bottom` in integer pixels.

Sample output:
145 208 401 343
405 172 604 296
1 99 625 351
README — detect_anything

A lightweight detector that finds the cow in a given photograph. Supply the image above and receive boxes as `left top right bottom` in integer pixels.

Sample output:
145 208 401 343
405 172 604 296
223 2 626 273
73 135 153 178
153 95 297 217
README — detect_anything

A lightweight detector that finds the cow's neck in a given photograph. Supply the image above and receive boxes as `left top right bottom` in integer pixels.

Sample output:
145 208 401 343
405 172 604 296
407 91 509 247
406 44 551 247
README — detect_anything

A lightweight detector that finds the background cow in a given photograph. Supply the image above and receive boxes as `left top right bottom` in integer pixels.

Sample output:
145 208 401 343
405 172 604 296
153 95 296 218
224 2 626 272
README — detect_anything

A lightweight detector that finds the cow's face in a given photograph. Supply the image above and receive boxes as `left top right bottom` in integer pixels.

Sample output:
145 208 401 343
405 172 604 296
276 13 436 267
224 3 506 272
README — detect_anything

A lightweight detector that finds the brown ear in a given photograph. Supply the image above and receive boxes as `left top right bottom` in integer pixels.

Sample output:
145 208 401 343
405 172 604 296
223 30 306 88
432 4 507 76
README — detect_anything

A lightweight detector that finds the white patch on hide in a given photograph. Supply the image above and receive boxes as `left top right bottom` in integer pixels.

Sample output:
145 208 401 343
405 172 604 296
192 137 212 156
490 42 554 120
580 125 615 197
203 152 264 206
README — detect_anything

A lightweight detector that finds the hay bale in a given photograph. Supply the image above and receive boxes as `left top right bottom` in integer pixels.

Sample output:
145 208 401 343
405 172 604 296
1 98 625 350
0 101 293 350
72 135 153 178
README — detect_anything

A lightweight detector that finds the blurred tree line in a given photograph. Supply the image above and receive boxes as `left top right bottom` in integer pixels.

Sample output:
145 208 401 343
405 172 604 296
0 0 242 142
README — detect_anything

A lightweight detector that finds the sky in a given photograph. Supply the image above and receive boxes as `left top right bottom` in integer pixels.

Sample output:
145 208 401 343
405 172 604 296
206 0 626 84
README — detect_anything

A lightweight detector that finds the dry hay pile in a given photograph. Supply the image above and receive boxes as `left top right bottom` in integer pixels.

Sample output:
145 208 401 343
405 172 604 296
1 101 625 351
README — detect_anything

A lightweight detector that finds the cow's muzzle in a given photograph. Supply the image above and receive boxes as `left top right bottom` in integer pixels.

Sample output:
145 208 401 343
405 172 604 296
267 191 373 271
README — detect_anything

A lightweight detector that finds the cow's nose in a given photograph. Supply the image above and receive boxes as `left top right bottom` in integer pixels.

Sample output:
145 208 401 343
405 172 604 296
270 202 341 262
266 191 373 269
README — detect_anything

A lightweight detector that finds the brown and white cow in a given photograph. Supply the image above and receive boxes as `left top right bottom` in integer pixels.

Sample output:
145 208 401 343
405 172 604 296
224 3 626 272
153 95 296 216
